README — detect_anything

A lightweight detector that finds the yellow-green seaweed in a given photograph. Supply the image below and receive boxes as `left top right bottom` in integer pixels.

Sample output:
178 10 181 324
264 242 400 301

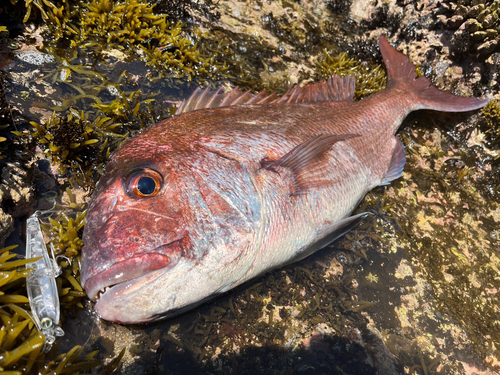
13 0 233 84
139 28 229 82
35 187 88 314
16 88 160 189
481 99 500 146
315 50 387 99
0 244 123 373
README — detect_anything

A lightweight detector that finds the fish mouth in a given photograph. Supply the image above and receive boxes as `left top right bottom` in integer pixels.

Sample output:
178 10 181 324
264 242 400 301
83 250 173 303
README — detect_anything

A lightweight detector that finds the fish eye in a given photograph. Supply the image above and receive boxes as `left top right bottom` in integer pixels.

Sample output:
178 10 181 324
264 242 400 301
126 169 162 198
137 176 156 195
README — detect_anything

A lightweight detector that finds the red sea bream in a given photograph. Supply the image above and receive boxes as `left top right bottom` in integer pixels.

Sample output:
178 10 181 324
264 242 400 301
81 36 489 323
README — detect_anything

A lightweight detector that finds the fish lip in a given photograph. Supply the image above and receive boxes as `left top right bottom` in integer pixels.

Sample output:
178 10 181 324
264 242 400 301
83 250 173 302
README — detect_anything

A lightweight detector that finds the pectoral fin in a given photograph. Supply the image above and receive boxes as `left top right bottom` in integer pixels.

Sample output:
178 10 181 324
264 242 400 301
381 136 406 185
263 134 358 195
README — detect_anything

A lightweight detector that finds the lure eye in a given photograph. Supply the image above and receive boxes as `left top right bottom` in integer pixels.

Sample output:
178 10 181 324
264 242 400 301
126 169 162 198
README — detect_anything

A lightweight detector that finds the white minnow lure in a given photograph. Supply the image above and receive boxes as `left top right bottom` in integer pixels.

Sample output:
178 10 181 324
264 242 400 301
25 212 64 352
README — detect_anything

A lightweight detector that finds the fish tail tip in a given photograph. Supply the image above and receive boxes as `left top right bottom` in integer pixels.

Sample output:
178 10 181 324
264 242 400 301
379 35 490 112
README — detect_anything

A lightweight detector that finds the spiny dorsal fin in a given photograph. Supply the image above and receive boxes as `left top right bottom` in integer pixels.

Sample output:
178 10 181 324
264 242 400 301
276 75 355 104
175 75 356 115
263 133 359 196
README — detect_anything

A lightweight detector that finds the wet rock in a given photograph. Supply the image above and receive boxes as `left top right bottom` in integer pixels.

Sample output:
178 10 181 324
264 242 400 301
485 52 500 88
0 161 35 247
450 28 471 57
14 50 54 66
447 14 464 28
437 0 500 61
478 37 499 55
0 208 13 247
1 161 34 210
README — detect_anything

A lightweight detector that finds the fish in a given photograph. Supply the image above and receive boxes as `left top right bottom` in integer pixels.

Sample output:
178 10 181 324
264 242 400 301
80 36 489 323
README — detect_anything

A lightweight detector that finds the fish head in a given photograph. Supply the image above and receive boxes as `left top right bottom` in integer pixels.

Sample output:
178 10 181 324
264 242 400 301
81 131 262 323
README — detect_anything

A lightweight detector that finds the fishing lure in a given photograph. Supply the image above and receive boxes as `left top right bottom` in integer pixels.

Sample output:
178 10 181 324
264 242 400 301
26 212 64 352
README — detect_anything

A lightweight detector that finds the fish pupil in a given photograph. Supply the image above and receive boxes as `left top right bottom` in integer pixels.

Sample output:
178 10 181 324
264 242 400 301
137 176 156 196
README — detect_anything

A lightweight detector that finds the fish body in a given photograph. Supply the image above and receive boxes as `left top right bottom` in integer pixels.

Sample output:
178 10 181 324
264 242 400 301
81 37 488 323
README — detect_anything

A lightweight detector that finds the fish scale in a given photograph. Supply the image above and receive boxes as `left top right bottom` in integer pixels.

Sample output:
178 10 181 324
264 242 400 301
80 36 489 323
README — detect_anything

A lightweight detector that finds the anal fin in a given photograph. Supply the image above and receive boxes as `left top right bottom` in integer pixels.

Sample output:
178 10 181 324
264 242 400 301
290 213 370 264
263 134 358 196
381 136 406 185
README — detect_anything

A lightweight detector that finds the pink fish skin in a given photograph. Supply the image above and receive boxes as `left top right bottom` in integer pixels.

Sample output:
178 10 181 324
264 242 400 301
80 36 489 323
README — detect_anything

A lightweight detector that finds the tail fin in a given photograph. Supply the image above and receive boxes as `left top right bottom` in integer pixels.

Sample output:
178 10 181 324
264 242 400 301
378 36 490 112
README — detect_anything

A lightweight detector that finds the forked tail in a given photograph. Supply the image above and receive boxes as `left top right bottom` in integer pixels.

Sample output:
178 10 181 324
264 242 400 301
379 36 490 112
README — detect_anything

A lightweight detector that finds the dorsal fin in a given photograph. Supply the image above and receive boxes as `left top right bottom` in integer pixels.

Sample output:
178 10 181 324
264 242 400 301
263 133 359 196
275 75 355 104
175 75 356 115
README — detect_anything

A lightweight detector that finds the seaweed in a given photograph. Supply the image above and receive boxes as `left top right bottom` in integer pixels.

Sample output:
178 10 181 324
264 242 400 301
0 244 125 373
35 188 87 319
11 0 234 84
139 28 230 82
14 87 164 190
315 50 386 99
480 99 500 148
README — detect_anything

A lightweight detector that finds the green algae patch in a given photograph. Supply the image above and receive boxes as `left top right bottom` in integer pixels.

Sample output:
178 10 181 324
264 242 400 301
75 0 168 46
67 0 230 81
17 0 171 46
139 28 230 82
315 50 386 99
